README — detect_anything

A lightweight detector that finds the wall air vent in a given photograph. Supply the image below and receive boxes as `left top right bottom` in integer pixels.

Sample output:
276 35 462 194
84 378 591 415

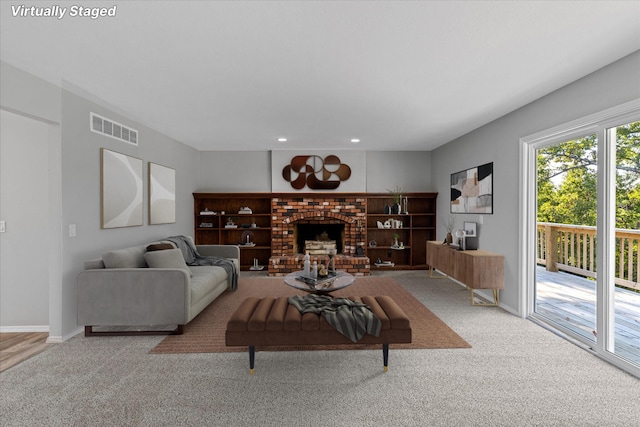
90 112 138 146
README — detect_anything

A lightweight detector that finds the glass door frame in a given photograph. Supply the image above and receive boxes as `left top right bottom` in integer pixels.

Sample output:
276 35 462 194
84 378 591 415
519 99 640 378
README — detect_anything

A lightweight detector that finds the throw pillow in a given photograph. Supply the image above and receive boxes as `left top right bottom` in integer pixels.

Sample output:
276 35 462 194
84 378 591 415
144 248 192 277
146 243 175 252
103 246 147 268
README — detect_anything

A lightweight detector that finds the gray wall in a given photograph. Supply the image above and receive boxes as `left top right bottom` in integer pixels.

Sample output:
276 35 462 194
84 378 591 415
197 150 433 193
365 151 433 192
60 88 200 339
0 61 61 123
198 151 273 192
431 50 640 313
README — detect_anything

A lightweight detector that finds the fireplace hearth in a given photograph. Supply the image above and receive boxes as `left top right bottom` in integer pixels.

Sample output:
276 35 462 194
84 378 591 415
268 195 370 276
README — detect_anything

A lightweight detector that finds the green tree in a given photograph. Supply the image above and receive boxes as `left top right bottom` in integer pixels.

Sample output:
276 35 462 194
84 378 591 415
555 167 597 226
537 122 640 229
615 121 640 229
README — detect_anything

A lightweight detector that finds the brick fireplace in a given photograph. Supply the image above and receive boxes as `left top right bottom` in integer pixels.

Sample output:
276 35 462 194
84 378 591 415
268 195 370 276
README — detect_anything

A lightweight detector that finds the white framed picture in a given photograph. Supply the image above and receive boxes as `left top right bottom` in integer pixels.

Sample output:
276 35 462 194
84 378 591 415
101 148 143 229
148 162 176 224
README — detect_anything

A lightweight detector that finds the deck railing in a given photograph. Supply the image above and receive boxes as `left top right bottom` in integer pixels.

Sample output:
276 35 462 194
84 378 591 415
537 222 640 291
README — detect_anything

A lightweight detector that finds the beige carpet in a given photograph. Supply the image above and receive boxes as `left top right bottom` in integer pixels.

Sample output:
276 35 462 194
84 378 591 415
150 276 471 353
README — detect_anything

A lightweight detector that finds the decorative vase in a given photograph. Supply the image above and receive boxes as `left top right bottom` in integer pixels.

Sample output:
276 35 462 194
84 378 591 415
384 204 391 214
391 203 401 214
327 248 336 273
446 232 453 244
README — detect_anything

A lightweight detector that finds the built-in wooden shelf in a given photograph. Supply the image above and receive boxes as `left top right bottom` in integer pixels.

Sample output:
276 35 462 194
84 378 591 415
193 192 438 271
366 193 438 269
194 193 272 270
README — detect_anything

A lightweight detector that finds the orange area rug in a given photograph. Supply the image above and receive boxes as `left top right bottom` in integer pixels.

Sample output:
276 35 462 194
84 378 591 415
150 276 470 353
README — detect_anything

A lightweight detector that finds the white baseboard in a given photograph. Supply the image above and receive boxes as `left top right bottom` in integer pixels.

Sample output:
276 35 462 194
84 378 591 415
445 277 520 316
498 301 520 316
0 325 84 344
0 325 49 333
46 326 84 344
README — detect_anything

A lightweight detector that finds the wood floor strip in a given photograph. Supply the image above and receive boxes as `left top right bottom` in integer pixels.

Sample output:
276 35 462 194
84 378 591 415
0 332 52 373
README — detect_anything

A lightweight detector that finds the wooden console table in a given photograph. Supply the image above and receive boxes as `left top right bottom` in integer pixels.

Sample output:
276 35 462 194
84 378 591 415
426 241 504 306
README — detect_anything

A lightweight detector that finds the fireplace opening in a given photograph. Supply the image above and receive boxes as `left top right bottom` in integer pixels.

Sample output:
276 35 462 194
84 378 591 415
294 223 345 255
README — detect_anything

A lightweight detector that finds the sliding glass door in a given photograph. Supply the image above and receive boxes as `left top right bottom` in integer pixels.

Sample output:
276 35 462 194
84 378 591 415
535 134 598 343
522 101 640 377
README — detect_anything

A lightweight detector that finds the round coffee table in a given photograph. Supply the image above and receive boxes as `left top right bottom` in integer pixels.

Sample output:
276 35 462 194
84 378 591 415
284 270 354 295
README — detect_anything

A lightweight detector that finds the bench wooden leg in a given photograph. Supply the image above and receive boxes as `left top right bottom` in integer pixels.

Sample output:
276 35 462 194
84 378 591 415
249 346 255 375
383 344 389 372
245 344 398 374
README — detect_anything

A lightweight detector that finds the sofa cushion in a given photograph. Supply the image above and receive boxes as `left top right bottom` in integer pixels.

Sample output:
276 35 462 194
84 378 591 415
144 248 192 276
189 266 228 304
103 246 147 268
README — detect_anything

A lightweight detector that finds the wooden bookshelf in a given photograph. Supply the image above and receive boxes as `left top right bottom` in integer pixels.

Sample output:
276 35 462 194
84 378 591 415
365 193 437 270
194 192 438 271
193 193 272 270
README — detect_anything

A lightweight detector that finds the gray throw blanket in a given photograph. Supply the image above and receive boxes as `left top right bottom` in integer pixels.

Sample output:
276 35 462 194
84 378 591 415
166 235 238 291
288 294 381 342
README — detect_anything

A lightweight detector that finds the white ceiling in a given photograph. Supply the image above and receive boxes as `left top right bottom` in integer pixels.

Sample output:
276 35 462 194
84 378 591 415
1 1 639 151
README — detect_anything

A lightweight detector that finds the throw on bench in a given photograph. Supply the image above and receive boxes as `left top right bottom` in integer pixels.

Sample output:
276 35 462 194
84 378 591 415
225 295 412 374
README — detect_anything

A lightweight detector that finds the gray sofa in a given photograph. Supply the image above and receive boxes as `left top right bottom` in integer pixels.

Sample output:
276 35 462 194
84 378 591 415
77 238 240 336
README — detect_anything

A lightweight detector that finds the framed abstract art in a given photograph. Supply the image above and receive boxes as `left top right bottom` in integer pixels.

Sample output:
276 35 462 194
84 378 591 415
450 162 493 214
101 148 144 228
148 162 176 224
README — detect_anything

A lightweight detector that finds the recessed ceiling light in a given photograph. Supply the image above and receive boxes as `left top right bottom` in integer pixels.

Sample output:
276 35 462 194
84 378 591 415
350 138 360 143
277 138 287 142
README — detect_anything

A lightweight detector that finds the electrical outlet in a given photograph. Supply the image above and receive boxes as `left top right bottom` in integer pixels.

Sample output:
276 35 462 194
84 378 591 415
0 221 5 233
69 224 76 237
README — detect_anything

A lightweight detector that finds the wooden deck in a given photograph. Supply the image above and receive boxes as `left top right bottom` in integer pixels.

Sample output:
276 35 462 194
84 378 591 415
535 267 640 365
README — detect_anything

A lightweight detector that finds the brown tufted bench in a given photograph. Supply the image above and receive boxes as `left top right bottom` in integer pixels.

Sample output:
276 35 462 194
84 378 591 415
225 295 411 374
